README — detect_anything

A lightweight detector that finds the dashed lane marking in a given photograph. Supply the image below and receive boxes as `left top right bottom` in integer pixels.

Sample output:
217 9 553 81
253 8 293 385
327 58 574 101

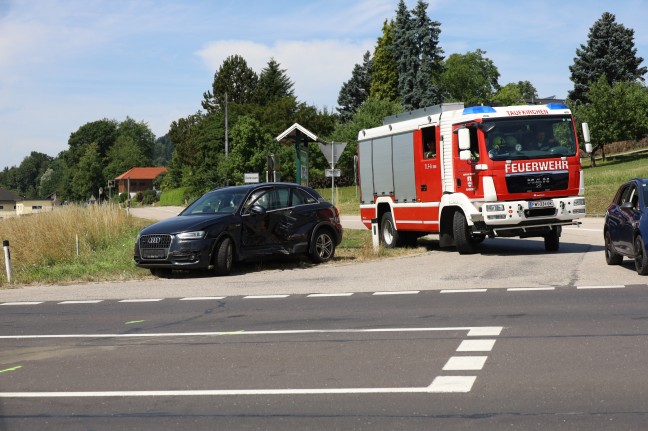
443 356 488 371
0 285 641 306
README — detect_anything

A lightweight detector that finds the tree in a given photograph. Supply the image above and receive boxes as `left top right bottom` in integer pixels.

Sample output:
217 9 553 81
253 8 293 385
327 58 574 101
392 0 417 109
492 81 538 105
337 51 372 122
574 76 648 165
568 12 647 105
71 143 103 200
66 119 118 166
229 116 278 183
255 58 295 104
370 20 399 102
153 135 174 166
440 49 500 106
410 0 444 108
202 55 259 112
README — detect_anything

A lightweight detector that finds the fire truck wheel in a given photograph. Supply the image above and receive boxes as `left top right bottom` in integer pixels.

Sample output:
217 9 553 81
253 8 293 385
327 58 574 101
453 211 478 254
544 229 560 252
380 212 400 248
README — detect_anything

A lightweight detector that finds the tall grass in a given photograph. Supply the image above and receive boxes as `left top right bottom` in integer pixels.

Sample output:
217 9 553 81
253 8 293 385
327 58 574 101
0 204 149 286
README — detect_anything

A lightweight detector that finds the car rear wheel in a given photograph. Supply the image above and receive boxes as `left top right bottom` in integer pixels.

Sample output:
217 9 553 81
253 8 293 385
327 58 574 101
213 237 233 276
634 236 648 275
310 229 336 263
604 231 623 265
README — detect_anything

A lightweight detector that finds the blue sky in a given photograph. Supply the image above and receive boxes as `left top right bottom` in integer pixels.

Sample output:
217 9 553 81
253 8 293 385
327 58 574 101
1 0 647 170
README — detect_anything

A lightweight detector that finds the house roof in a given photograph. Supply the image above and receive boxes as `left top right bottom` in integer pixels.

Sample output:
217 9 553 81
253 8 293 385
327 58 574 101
0 187 21 201
115 167 168 180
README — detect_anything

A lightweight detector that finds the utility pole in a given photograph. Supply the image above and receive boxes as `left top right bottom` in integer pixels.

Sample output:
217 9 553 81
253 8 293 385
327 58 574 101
224 91 229 157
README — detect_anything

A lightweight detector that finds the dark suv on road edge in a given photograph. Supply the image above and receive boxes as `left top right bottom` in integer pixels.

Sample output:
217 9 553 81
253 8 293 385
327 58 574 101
134 183 343 277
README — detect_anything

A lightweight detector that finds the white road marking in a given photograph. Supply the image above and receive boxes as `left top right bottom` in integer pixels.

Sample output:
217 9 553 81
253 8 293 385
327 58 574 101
507 287 555 291
373 291 420 295
119 299 163 303
577 285 625 289
0 379 477 397
457 340 496 352
0 302 43 306
307 293 353 297
443 356 488 371
244 295 290 299
440 289 487 293
428 376 477 393
58 300 103 304
180 297 226 301
0 326 504 340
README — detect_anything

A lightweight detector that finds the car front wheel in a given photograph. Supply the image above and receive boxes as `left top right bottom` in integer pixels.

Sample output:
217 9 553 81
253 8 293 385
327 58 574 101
310 229 336 263
213 237 233 276
634 236 648 275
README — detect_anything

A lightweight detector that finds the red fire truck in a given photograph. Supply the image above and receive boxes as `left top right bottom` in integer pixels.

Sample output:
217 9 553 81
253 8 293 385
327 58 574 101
357 102 592 254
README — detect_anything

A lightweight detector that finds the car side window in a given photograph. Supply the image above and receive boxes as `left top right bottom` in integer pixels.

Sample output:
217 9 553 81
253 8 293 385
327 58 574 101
292 188 317 206
618 185 633 206
243 189 271 213
274 188 291 210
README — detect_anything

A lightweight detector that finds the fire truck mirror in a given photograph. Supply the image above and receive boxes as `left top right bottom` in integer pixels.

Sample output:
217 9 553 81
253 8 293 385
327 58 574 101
458 128 471 150
582 123 592 153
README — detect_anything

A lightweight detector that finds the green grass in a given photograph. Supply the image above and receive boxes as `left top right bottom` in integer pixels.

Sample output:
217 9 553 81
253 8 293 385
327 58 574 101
583 150 648 215
159 187 188 206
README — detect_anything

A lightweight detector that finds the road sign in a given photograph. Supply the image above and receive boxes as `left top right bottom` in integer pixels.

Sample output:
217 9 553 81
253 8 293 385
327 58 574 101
325 169 341 177
317 142 347 165
244 173 259 183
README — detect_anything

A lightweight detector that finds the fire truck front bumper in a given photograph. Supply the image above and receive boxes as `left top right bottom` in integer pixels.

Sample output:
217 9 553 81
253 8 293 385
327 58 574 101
472 197 586 237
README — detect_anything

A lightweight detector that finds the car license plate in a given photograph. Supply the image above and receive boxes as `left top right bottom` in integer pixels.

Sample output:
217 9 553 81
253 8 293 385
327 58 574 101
142 249 166 259
529 200 554 208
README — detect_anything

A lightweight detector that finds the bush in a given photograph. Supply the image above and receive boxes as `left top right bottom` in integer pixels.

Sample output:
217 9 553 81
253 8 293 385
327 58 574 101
142 190 158 205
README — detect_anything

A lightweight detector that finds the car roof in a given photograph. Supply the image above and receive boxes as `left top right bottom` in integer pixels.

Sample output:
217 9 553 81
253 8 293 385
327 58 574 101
207 182 314 193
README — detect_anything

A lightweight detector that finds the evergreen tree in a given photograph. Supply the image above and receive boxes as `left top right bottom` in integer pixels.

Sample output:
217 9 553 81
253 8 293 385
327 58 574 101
411 0 444 108
568 12 647 105
202 55 259 112
370 20 399 102
337 51 372 122
255 58 295 104
392 0 417 110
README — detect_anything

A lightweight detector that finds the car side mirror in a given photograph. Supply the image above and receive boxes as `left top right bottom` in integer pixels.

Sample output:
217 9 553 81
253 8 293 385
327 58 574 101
620 201 634 211
248 204 266 215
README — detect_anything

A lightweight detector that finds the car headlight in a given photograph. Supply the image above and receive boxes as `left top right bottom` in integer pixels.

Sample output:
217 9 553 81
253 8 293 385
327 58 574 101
485 204 505 212
573 198 585 206
176 231 206 240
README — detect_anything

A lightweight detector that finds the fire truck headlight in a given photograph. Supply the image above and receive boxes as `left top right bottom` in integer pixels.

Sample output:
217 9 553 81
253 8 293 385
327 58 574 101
574 198 585 206
485 204 505 212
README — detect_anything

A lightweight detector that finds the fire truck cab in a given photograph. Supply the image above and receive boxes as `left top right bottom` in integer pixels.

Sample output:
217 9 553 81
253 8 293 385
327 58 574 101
357 102 591 254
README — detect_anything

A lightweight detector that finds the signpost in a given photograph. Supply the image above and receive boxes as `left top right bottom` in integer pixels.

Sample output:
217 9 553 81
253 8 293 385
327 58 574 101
317 141 347 204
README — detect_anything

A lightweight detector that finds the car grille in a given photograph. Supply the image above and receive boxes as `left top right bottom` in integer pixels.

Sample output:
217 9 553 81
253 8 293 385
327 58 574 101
139 234 171 259
506 171 569 193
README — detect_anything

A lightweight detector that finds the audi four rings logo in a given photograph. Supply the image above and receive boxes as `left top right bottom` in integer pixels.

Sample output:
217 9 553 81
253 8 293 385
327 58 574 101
147 237 161 244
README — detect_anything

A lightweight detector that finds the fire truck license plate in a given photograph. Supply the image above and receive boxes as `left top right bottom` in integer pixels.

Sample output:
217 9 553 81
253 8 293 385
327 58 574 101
529 200 554 208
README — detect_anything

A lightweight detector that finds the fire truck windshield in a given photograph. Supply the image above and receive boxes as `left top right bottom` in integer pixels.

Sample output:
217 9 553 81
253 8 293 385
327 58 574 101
483 116 577 161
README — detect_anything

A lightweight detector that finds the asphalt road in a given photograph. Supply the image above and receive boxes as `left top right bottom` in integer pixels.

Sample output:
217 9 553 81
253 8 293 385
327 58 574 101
1 208 647 429
1 286 647 430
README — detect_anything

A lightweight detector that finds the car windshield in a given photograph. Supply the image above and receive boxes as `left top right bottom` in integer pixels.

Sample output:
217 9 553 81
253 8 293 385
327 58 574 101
484 116 577 161
181 188 247 215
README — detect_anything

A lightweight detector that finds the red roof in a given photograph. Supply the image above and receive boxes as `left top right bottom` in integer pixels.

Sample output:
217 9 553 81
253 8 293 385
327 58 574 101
115 167 167 180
